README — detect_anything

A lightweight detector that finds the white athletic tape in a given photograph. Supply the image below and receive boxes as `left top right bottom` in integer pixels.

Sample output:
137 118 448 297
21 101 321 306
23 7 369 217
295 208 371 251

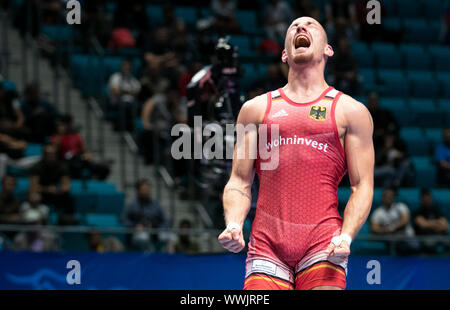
226 222 241 233
331 233 352 247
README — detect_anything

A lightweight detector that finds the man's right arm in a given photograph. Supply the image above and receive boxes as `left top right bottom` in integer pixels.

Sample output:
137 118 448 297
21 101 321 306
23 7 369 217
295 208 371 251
218 95 266 253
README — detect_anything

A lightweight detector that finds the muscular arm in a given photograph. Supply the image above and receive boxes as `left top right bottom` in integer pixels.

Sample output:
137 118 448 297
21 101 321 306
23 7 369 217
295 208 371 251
222 97 264 228
219 95 266 253
340 96 375 240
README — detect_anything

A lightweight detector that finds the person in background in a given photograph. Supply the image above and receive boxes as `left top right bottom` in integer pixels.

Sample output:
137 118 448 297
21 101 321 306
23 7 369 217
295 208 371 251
108 60 141 131
263 0 294 44
13 206 59 252
366 92 399 150
86 230 125 253
210 0 240 34
122 179 169 251
168 219 199 254
413 189 448 253
29 144 76 225
51 114 110 180
20 83 58 143
0 175 20 225
435 128 450 187
19 190 50 225
327 37 359 95
374 133 414 187
370 187 419 255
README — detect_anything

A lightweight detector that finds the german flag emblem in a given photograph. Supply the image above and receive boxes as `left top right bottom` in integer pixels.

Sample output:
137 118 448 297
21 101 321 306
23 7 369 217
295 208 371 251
309 106 327 121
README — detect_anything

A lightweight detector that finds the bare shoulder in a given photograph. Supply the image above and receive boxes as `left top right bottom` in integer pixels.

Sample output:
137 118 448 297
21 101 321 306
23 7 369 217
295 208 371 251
336 93 373 131
237 93 268 125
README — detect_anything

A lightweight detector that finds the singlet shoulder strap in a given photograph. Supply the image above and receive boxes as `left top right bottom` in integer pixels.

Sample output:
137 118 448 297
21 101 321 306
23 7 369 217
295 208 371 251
271 89 281 99
324 88 340 99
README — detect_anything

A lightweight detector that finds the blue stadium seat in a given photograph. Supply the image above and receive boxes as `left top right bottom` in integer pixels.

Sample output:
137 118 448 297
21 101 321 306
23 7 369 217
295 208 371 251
372 43 402 69
378 97 407 112
429 45 450 71
408 98 443 128
383 18 402 32
403 19 437 44
397 188 420 213
85 214 121 228
240 63 259 91
400 127 430 156
378 70 409 97
229 35 254 57
41 25 73 42
236 10 260 35
400 44 432 71
407 71 439 99
146 4 164 26
0 80 16 91
378 97 413 126
424 128 443 149
351 41 374 68
24 143 43 157
358 69 377 92
393 0 423 18
174 6 198 25
423 0 443 19
431 190 450 219
411 156 437 188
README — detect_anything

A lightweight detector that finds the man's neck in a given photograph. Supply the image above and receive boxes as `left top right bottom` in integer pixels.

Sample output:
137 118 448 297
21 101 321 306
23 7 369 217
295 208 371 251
284 62 329 100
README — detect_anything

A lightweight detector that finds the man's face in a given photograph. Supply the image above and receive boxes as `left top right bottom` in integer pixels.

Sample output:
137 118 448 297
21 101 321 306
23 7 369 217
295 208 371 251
121 61 132 76
421 193 433 208
282 17 333 66
2 177 16 194
382 189 395 207
138 183 151 200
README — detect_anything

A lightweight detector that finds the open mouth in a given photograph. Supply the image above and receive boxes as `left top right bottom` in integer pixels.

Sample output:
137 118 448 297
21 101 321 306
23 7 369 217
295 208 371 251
294 34 311 49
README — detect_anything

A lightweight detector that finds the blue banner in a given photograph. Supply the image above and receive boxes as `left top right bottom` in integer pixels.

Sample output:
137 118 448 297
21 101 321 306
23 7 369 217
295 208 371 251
0 252 449 290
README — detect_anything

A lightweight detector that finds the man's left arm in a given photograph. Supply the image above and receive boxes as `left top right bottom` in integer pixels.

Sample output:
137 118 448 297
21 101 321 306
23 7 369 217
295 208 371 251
327 96 374 258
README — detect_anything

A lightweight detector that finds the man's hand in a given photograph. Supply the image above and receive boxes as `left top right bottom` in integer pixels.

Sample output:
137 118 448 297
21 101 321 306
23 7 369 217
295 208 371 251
218 224 245 253
326 234 351 265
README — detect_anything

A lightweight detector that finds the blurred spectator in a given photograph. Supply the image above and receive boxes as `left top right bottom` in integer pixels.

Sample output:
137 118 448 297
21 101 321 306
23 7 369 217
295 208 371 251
51 115 110 180
294 0 317 17
139 52 177 101
122 179 169 251
0 175 20 225
21 83 58 143
374 133 414 187
86 230 125 253
0 86 25 139
435 128 450 187
325 0 358 43
211 0 240 34
112 0 148 34
140 84 186 165
108 60 140 104
107 60 141 131
263 0 293 44
413 189 448 253
367 92 399 149
20 190 50 225
253 62 287 91
168 219 199 254
327 37 359 95
29 144 76 225
13 208 59 252
370 187 419 255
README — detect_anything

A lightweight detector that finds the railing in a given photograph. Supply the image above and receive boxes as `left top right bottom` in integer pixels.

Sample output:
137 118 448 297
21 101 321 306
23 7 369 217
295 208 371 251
0 224 449 256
